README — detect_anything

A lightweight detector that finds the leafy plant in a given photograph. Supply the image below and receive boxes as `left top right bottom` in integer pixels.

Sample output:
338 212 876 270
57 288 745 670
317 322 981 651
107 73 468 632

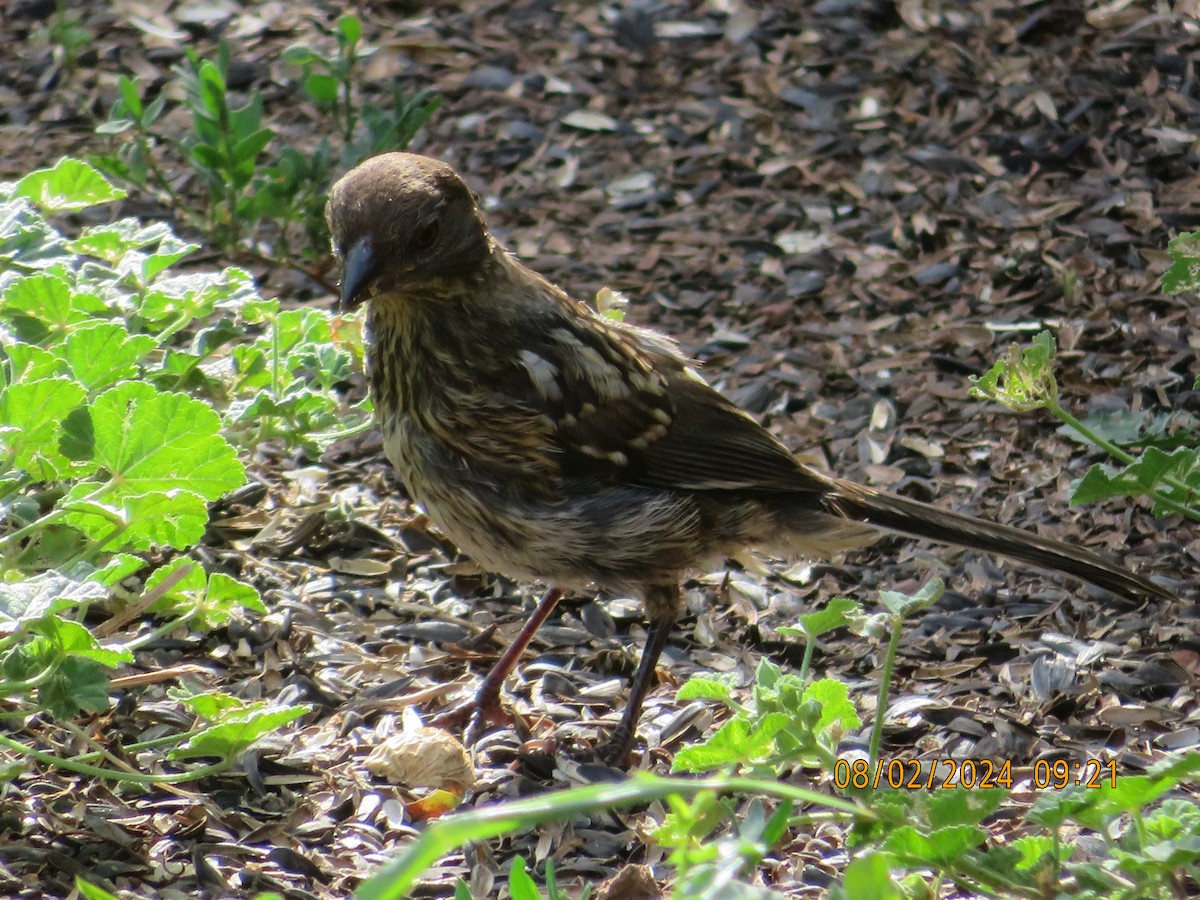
32 0 93 78
282 13 441 159
226 298 368 457
968 234 1200 525
970 330 1200 522
94 15 440 264
359 774 865 900
1162 231 1200 295
177 42 275 249
0 158 351 783
354 580 1200 899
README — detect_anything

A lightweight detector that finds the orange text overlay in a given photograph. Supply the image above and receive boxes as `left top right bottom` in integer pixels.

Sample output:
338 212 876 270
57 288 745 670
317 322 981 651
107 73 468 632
833 757 1119 790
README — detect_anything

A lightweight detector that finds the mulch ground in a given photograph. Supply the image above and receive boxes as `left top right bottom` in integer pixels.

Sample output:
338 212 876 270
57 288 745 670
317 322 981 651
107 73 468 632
2 1 1198 897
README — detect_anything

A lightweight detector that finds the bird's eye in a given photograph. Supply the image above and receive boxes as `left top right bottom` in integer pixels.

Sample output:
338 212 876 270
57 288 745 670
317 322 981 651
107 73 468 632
413 221 440 250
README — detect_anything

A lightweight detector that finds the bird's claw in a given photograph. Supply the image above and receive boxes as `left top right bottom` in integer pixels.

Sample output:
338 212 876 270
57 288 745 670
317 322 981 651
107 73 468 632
431 690 510 745
596 727 634 767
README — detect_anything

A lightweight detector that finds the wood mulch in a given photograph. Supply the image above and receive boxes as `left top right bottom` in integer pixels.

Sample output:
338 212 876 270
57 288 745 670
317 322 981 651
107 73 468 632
2 1 1198 897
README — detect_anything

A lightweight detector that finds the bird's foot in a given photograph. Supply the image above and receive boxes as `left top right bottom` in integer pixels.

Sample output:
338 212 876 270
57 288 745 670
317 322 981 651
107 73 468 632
596 725 635 767
431 689 510 746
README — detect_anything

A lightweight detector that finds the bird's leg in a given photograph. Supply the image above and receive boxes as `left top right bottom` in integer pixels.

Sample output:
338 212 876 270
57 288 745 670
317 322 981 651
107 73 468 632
600 615 674 764
433 587 564 745
600 584 679 764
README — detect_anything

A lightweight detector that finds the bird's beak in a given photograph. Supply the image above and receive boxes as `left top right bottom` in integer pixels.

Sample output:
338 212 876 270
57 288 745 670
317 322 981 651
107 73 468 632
339 238 376 311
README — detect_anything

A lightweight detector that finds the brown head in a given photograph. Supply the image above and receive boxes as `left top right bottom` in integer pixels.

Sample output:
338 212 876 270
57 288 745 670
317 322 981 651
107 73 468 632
326 153 491 310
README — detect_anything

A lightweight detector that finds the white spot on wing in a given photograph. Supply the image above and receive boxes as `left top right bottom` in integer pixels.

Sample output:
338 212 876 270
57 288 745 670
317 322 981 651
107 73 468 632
519 349 563 403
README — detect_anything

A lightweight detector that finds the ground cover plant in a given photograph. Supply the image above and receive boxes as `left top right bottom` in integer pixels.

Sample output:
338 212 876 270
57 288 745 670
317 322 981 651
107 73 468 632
2 3 1198 898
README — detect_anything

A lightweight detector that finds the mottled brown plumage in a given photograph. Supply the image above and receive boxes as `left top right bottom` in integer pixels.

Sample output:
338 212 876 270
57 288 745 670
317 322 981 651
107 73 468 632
327 152 1169 762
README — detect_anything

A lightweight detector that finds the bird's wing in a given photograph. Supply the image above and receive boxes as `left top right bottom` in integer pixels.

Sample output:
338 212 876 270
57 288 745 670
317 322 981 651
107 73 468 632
630 368 826 493
506 306 824 494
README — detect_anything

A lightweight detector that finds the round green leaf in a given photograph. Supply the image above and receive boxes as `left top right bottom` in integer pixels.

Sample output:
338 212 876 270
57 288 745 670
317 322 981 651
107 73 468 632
13 159 126 213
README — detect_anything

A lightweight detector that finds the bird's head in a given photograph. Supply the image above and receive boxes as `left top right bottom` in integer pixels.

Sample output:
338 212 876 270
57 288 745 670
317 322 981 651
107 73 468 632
326 153 491 311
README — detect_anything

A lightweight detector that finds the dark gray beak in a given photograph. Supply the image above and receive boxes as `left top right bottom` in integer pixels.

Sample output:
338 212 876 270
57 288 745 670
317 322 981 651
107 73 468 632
339 238 375 311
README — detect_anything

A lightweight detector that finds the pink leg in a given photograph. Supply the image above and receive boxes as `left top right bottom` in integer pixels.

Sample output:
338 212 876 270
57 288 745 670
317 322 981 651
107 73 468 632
433 587 564 744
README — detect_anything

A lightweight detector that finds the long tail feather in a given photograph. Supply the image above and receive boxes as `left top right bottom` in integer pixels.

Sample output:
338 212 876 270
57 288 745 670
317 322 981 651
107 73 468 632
822 480 1171 602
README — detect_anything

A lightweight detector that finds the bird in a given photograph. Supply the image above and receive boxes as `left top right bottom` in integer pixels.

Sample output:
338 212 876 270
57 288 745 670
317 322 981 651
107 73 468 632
325 152 1170 763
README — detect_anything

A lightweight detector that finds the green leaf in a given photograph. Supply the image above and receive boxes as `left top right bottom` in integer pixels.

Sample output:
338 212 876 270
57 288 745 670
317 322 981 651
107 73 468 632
172 705 308 760
1143 798 1200 844
17 523 87 571
1027 786 1099 830
206 572 266 616
389 88 442 150
143 94 167 126
59 406 96 462
802 678 862 735
90 553 144 587
1008 834 1057 871
88 382 245 502
94 118 134 136
755 797 794 849
13 159 126 213
137 267 257 325
68 219 197 285
117 75 143 118
53 384 242 551
37 655 111 719
0 574 106 625
174 688 250 720
1072 447 1200 515
877 579 943 618
337 13 362 45
62 486 210 552
1072 463 1136 504
754 657 782 691
4 344 64 382
676 674 739 705
303 72 340 104
195 60 227 119
508 857 540 900
968 330 1058 412
833 852 903 900
0 377 88 479
281 45 324 67
55 322 157 392
68 218 145 262
1163 231 1200 295
924 787 1007 829
239 297 281 323
76 878 121 900
1 272 110 338
1127 837 1200 869
231 128 274 168
884 824 988 866
27 615 131 667
141 559 263 629
228 93 265 140
189 143 224 173
1070 754 1200 831
779 596 860 640
671 713 791 773
0 197 70 268
291 342 356 390
1062 406 1172 449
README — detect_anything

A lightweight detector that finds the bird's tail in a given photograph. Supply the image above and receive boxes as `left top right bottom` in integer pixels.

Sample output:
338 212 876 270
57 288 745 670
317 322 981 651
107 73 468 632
817 478 1171 602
